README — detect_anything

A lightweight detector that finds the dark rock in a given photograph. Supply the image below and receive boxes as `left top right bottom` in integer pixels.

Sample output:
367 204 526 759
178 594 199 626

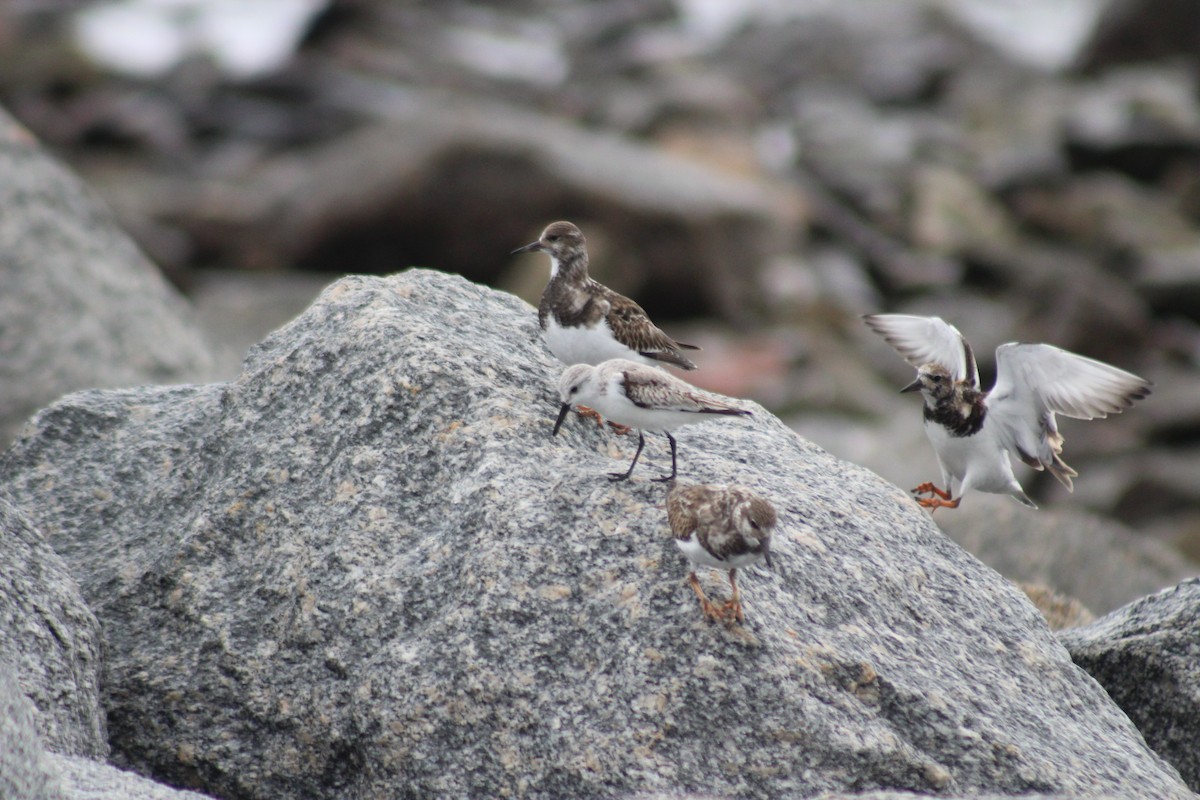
1078 0 1200 70
143 83 805 325
1060 578 1200 792
0 269 1190 799
0 498 106 757
0 106 216 445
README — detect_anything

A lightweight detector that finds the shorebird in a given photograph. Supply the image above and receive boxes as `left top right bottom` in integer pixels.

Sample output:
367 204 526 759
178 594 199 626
864 313 1151 510
667 482 776 623
553 359 751 482
512 221 699 370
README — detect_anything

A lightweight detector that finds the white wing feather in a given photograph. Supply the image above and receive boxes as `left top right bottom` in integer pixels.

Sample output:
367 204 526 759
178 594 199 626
987 343 1150 480
862 314 978 388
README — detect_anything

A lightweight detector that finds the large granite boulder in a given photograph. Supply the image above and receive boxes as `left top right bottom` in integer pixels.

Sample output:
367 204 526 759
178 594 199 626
0 269 1190 799
1060 578 1200 792
0 498 105 757
0 107 215 445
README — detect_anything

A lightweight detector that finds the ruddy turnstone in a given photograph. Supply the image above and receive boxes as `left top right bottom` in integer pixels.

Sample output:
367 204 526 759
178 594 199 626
667 482 776 623
864 313 1151 510
512 221 700 371
553 358 751 482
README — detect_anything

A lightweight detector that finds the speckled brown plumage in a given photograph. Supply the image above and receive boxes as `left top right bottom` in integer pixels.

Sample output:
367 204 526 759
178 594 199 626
667 482 776 623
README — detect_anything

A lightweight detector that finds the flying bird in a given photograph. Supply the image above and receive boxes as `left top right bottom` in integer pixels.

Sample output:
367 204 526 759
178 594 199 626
864 313 1151 510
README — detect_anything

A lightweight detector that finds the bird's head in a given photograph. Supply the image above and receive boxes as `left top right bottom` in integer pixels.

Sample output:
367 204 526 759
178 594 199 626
511 221 586 277
901 363 957 405
553 363 595 435
738 496 777 567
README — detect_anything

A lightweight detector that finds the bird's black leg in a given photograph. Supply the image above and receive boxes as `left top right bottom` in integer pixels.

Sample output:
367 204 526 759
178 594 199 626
651 433 678 483
608 431 646 481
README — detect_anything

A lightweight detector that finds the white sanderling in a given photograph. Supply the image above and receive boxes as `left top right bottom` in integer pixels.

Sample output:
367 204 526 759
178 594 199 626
553 358 751 482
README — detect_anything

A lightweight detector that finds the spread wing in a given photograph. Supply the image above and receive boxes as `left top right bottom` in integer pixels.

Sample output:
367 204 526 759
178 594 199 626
863 314 979 389
986 343 1151 488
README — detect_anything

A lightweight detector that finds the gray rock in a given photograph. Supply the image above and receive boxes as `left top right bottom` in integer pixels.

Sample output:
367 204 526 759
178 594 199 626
0 269 1191 799
0 666 65 800
0 106 216 445
0 498 106 757
52 753 216 800
0 662 213 800
934 495 1198 615
1060 578 1200 793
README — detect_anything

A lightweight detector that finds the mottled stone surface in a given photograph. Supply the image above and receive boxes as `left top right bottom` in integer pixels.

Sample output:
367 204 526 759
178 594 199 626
1060 578 1200 792
51 754 216 800
0 666 64 800
0 269 1190 799
0 498 106 757
0 108 215 444
935 497 1197 615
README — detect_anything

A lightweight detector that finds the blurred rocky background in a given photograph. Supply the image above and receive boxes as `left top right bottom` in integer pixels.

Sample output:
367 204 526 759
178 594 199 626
2 0 1199 610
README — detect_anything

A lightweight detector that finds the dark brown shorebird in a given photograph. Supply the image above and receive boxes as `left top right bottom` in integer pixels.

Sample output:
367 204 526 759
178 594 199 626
512 221 700 371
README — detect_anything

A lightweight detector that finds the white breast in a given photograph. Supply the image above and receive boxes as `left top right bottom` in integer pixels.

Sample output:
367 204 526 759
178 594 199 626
675 534 726 569
544 316 644 366
924 417 1020 495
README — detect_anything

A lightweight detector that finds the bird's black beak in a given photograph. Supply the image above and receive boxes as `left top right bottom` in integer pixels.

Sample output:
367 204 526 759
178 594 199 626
762 542 773 569
552 403 571 436
900 379 922 393
511 240 543 255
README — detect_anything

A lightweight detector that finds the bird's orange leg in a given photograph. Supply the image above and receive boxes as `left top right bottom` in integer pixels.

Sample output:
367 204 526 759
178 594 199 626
720 569 745 623
912 481 952 500
574 406 632 435
916 495 961 512
688 572 728 622
575 405 605 427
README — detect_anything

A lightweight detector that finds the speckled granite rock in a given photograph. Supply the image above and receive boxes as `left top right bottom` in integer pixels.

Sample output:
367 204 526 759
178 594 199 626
1060 578 1200 793
0 666 64 800
0 107 215 445
0 498 105 757
50 754 216 800
0 664 213 800
0 269 1190 799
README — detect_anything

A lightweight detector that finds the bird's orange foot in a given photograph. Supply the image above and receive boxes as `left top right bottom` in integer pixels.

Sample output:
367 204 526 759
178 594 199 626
911 482 953 500
916 495 961 512
720 599 745 624
607 421 633 435
576 405 605 427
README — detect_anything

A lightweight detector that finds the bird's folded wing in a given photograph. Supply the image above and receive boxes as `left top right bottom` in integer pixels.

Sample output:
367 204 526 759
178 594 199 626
622 369 746 414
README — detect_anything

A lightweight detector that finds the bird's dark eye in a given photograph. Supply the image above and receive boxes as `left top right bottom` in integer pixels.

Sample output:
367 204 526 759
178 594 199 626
547 234 560 242
930 375 943 383
749 520 760 530
569 386 578 395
